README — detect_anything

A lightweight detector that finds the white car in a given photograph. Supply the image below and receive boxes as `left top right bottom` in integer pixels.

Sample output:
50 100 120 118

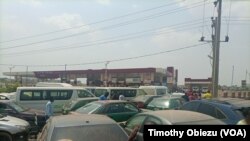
0 92 16 101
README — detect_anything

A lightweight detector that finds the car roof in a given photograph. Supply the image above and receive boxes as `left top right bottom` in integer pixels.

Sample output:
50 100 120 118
51 114 117 128
139 110 225 124
94 100 132 104
194 99 239 109
212 98 250 108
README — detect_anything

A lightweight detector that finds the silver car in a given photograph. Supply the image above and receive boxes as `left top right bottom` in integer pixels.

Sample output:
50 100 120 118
0 114 30 141
37 114 129 141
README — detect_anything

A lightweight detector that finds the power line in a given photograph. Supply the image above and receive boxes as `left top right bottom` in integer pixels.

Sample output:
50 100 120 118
0 0 210 50
2 21 208 56
0 43 208 68
0 1 181 44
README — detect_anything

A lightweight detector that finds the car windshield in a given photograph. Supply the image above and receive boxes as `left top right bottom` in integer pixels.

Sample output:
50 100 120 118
75 102 102 114
133 95 151 102
51 124 128 141
9 102 28 112
148 99 171 109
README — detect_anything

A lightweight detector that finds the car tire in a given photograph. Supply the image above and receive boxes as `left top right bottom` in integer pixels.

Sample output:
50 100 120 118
0 132 13 141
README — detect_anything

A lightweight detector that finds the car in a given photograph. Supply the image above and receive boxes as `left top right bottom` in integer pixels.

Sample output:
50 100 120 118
146 96 186 111
131 95 162 108
0 114 31 141
72 100 142 122
37 114 129 141
121 110 225 141
0 92 16 101
180 100 249 125
0 100 46 134
62 97 99 114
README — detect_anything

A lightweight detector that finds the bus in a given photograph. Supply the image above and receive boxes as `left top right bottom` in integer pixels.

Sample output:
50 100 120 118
92 87 147 100
15 87 96 112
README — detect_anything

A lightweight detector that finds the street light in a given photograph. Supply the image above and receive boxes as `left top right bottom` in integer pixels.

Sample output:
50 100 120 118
9 66 15 82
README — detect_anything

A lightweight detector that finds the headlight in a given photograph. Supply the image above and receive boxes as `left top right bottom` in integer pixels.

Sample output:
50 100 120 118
16 125 27 130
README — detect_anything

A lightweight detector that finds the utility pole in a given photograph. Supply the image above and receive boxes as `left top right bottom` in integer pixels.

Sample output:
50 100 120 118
9 66 15 83
26 66 28 86
213 0 222 98
231 65 234 86
104 61 109 87
65 64 67 83
200 0 227 98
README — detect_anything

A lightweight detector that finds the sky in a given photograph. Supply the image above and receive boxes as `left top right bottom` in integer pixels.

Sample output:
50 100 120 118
0 0 249 86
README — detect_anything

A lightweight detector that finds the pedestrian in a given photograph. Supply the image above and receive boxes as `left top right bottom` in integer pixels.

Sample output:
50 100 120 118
45 97 54 120
202 90 212 99
119 94 125 100
99 92 109 100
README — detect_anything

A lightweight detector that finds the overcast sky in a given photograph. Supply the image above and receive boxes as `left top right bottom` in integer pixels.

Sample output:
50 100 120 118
0 0 249 85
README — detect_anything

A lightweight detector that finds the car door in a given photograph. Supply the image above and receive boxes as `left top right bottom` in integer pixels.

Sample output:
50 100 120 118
124 115 147 138
105 103 139 122
136 116 162 141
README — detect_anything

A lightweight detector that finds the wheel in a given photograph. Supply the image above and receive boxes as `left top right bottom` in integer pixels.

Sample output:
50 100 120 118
0 132 12 141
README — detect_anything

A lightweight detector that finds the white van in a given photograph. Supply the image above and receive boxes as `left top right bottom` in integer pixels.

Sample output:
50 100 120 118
139 86 170 96
93 87 147 100
15 87 96 112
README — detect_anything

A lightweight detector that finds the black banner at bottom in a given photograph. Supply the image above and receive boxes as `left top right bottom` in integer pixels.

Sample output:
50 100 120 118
143 125 250 141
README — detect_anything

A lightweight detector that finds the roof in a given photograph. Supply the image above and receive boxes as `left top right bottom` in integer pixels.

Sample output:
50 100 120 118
140 110 225 124
51 114 117 128
95 100 131 104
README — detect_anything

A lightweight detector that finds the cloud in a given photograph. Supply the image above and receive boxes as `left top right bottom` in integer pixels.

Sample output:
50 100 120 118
97 0 111 5
41 13 90 32
151 27 200 48
19 0 42 7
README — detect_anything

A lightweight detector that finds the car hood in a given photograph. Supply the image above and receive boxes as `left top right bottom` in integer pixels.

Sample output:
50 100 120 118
0 115 29 127
21 108 45 116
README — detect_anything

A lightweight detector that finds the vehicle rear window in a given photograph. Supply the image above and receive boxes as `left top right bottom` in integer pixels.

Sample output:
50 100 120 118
51 124 128 141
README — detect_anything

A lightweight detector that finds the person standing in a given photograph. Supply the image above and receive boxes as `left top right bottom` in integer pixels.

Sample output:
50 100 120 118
99 92 109 100
202 90 212 99
45 97 54 120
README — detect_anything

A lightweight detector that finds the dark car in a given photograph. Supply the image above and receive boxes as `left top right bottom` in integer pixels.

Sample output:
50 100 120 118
146 96 186 111
180 100 249 125
0 100 46 134
62 97 99 114
37 114 129 141
121 110 225 141
131 95 162 108
72 100 141 122
0 114 31 141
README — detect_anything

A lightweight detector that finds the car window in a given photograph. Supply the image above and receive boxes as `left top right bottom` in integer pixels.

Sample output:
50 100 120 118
216 108 227 119
126 115 147 130
169 99 182 109
51 124 128 141
9 102 27 112
181 102 200 111
106 103 124 113
0 103 7 113
140 116 162 133
77 90 94 98
124 103 139 112
76 102 102 114
197 103 216 118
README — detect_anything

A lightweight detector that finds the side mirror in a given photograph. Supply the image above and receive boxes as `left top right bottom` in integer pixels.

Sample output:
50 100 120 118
119 122 126 128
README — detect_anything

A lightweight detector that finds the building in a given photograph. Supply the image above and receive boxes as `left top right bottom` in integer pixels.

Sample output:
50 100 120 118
3 67 170 87
184 78 212 92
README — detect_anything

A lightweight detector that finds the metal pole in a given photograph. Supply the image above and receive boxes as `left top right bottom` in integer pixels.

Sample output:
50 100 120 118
105 61 109 87
26 66 28 86
213 0 222 98
231 65 234 86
